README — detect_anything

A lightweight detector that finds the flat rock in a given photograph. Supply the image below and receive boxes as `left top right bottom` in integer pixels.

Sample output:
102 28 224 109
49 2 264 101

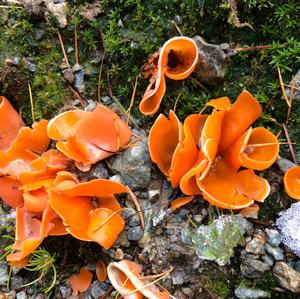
273 262 300 293
235 285 270 299
241 259 270 278
245 230 266 255
108 134 151 189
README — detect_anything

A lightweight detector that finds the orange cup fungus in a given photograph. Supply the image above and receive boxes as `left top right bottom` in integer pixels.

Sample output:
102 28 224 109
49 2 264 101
139 36 199 115
283 165 300 200
107 260 170 299
148 90 279 210
0 97 133 263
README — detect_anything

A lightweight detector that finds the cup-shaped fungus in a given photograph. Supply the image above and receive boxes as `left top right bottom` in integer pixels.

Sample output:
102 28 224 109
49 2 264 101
107 260 169 299
284 166 300 200
0 96 23 151
47 105 131 171
49 171 129 249
139 36 199 115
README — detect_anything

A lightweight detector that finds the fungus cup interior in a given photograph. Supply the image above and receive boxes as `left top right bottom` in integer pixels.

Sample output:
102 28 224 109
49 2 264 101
139 36 199 115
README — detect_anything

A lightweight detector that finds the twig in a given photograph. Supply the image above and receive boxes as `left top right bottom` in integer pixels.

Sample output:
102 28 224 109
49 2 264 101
67 85 87 105
286 75 295 124
127 188 144 230
74 22 79 65
278 67 291 107
97 50 106 101
171 20 183 36
105 64 113 98
126 76 138 125
228 45 272 52
189 77 208 91
57 31 70 68
282 123 297 164
28 83 35 123
173 92 181 113
99 286 114 299
284 84 300 92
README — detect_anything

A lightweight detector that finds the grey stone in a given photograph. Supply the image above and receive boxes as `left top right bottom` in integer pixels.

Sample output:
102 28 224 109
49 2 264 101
16 291 27 299
235 285 270 299
264 244 284 261
181 228 193 245
265 228 283 247
193 36 229 85
10 275 24 290
172 270 186 285
122 208 140 227
193 214 204 223
23 58 36 73
59 285 72 298
35 29 46 41
294 260 300 273
241 259 270 278
74 70 85 92
276 201 300 257
89 281 106 298
152 210 167 227
88 162 109 179
109 174 123 184
148 190 160 201
182 287 194 297
0 261 8 286
101 96 112 105
72 63 83 73
62 68 74 83
84 100 97 112
5 56 20 66
262 254 274 267
273 262 300 293
44 0 68 28
245 230 266 255
115 231 130 247
127 226 143 241
276 157 296 173
108 135 151 189
285 69 300 101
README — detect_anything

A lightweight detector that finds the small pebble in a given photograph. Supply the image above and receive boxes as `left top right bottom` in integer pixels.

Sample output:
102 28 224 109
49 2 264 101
264 243 284 261
16 291 27 299
127 226 143 241
265 228 283 247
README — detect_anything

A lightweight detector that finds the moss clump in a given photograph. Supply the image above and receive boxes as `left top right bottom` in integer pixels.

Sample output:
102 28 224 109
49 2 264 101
203 273 231 298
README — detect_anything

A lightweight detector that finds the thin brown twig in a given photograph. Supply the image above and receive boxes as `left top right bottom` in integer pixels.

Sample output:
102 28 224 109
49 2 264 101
127 188 144 230
126 76 138 125
74 22 79 65
57 31 70 68
282 123 297 164
171 20 183 36
278 67 291 107
173 92 181 113
99 286 114 299
228 45 272 52
286 75 295 124
67 85 87 105
189 77 208 91
284 84 300 92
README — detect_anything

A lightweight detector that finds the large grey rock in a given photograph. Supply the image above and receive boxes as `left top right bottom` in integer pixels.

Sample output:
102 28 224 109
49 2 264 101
108 134 151 189
235 285 270 299
276 201 300 257
89 281 107 298
241 259 270 278
193 36 229 85
273 262 300 293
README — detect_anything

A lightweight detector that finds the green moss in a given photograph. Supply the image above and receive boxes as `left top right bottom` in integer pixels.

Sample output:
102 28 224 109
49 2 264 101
203 273 231 298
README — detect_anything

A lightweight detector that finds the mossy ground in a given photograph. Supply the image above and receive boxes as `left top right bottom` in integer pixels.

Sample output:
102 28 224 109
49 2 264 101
0 0 300 298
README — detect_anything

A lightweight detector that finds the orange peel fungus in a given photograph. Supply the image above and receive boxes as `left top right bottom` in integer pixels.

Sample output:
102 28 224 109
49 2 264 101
148 90 279 210
139 36 199 115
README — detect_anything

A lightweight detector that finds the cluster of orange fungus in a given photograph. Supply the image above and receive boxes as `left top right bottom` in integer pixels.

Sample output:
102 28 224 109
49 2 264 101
149 90 279 210
139 36 199 115
47 105 131 171
107 260 170 299
284 166 300 200
0 96 132 263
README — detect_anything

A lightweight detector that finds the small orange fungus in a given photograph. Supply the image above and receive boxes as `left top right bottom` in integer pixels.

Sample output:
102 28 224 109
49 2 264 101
70 267 93 296
284 166 300 200
139 36 199 115
96 260 107 282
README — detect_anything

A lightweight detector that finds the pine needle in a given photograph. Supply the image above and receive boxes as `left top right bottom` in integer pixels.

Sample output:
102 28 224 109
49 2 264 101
278 67 291 107
126 76 138 125
28 83 35 123
97 50 106 101
74 22 79 65
127 188 144 230
93 208 124 232
57 31 70 68
173 92 181 113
